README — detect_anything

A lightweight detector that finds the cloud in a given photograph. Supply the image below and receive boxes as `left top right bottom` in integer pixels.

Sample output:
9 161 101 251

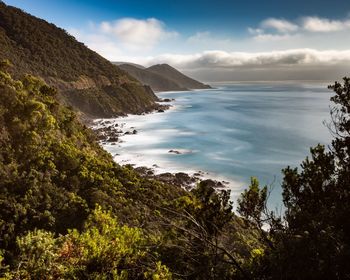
100 18 178 50
253 16 350 38
187 31 211 43
247 27 264 35
143 49 350 70
68 17 179 60
301 16 350 32
261 18 298 33
253 33 297 42
249 15 350 41
140 49 350 82
68 28 123 60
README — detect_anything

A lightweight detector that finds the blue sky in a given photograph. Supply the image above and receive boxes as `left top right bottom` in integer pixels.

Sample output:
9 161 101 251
6 0 350 36
4 0 350 81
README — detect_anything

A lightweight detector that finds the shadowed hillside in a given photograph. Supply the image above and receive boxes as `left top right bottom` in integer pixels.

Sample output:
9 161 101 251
119 63 187 92
118 63 211 92
0 2 159 118
0 63 259 278
147 64 211 90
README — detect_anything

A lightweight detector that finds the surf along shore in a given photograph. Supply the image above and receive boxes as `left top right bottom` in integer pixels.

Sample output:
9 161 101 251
91 95 241 193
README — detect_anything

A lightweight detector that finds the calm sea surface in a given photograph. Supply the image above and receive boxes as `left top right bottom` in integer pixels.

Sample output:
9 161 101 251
103 82 333 207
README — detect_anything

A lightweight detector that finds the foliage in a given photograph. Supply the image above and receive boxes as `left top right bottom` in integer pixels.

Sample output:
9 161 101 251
4 42 349 278
237 77 350 279
12 208 172 279
0 64 257 279
237 177 267 225
153 182 256 279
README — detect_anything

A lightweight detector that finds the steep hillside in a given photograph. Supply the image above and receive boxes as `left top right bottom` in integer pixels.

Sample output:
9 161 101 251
0 64 259 278
119 63 187 92
0 2 159 118
147 64 212 90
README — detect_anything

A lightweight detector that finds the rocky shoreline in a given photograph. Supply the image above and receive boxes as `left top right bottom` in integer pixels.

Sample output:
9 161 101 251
92 100 230 191
133 166 228 191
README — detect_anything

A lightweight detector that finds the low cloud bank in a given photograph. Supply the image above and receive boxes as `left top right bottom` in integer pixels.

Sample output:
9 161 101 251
141 49 350 81
143 49 350 69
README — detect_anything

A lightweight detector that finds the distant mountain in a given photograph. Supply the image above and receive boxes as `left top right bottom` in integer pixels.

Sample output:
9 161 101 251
0 2 159 118
118 63 187 92
118 63 211 92
114 62 146 69
147 64 211 90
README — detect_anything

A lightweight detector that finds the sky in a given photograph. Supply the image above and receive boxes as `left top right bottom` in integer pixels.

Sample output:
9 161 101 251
4 0 350 81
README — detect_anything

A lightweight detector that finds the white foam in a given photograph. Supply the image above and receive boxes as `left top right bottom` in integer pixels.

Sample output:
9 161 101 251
93 105 245 200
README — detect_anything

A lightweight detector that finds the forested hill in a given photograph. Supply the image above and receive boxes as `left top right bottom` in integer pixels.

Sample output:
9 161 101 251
0 2 159 118
147 64 211 90
0 62 259 278
118 62 211 92
118 63 188 92
1 62 350 279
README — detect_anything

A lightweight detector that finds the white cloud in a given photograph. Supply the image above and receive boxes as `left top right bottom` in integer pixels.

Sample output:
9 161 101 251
142 49 350 69
247 27 263 35
68 28 123 60
248 15 350 42
261 18 298 33
253 33 297 42
187 31 211 43
302 16 350 32
251 16 350 38
100 18 178 50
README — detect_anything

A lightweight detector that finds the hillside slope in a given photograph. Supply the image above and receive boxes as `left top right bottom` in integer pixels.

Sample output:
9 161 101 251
0 2 159 118
147 64 211 90
0 64 258 278
119 63 187 92
118 63 211 92
115 61 146 69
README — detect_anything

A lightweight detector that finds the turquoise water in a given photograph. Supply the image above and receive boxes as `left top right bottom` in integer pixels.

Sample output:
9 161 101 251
105 82 333 207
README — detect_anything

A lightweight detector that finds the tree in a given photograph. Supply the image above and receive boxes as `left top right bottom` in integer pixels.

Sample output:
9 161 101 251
237 77 350 279
155 182 254 279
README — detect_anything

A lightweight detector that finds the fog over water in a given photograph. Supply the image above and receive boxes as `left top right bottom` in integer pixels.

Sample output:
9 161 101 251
102 82 333 208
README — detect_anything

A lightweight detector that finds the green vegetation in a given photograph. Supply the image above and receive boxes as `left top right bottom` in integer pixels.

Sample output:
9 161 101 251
0 62 260 279
0 2 159 117
1 59 350 278
13 208 172 279
237 78 350 279
1 50 350 279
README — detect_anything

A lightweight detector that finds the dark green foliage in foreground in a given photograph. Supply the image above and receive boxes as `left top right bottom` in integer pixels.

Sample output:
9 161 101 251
238 78 350 279
12 208 172 279
0 63 174 278
0 2 159 117
0 64 260 279
2 59 349 279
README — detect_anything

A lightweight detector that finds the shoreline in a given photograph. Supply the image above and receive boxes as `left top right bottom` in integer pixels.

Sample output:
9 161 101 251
91 98 243 193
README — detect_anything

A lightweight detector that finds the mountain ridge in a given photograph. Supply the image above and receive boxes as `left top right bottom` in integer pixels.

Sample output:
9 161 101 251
118 62 211 92
0 2 160 118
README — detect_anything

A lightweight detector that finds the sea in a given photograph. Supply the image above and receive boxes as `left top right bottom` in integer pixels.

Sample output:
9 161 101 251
99 82 333 209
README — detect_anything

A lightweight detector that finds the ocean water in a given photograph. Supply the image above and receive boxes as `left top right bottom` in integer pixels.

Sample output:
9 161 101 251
101 82 333 208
